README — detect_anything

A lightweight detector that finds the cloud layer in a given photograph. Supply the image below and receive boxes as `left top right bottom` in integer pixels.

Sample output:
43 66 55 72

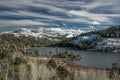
0 0 120 28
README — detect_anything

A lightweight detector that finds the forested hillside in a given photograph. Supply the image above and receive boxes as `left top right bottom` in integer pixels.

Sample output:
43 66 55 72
0 33 61 48
55 26 120 50
94 26 120 38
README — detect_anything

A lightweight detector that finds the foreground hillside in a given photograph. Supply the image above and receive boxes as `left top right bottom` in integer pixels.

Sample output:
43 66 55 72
0 52 113 80
13 56 110 80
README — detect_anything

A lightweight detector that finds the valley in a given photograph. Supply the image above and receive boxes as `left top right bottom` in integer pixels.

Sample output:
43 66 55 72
0 26 120 80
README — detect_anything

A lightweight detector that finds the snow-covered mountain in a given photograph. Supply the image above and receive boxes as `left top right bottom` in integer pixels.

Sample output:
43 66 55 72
74 34 100 44
12 27 84 38
13 28 39 37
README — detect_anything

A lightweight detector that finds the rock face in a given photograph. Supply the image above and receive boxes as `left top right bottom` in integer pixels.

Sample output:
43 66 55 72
13 57 110 80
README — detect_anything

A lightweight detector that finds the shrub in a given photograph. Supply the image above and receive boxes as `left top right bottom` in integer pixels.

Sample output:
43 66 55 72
47 59 57 68
0 71 6 80
112 63 118 70
26 64 31 71
14 57 27 65
57 66 71 79
118 67 120 75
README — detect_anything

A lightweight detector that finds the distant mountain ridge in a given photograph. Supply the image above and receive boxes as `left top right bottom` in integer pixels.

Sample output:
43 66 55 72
11 27 84 38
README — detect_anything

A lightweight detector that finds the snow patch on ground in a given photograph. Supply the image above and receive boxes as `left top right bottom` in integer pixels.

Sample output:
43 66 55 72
74 34 99 43
13 28 39 37
97 38 120 47
95 38 120 52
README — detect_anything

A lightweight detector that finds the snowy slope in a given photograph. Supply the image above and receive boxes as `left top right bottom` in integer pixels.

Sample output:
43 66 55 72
13 28 39 37
73 33 120 52
95 38 120 51
74 34 99 44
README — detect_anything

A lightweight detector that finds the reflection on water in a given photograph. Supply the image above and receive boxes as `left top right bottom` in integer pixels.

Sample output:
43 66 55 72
28 47 120 69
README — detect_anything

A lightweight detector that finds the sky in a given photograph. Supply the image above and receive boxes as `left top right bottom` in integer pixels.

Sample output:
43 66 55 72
0 0 120 31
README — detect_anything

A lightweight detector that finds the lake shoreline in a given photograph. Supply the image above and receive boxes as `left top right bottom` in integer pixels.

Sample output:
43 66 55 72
27 47 120 69
29 46 118 53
